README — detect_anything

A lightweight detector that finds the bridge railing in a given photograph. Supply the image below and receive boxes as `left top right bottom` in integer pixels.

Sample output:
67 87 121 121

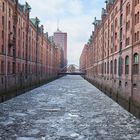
58 71 86 76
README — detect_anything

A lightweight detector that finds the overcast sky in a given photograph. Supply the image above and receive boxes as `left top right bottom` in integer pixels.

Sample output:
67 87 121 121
19 0 105 66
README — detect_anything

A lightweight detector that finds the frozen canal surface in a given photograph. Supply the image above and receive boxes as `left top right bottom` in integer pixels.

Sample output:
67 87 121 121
0 76 140 140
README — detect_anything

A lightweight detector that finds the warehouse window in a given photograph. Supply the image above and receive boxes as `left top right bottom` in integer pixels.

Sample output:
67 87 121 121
126 20 130 31
125 56 129 74
134 31 139 42
110 60 113 74
133 53 139 75
135 12 139 25
118 56 123 76
18 63 20 73
107 62 109 74
1 44 4 53
137 31 139 41
120 28 123 40
115 32 117 39
9 8 11 17
126 2 130 16
105 62 106 74
2 2 5 12
8 62 10 74
120 14 123 26
12 62 15 74
137 12 139 23
2 30 4 39
126 37 130 46
115 18 117 28
134 0 139 6
1 61 4 74
9 21 11 31
114 59 117 74
2 16 4 26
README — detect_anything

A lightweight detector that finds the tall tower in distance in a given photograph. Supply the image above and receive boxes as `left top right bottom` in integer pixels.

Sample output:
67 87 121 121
53 24 67 69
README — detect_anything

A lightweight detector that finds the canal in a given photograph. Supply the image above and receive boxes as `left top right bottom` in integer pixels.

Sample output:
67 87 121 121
0 75 140 140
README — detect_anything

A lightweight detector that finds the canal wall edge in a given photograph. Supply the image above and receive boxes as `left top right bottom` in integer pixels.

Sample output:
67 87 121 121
85 77 140 119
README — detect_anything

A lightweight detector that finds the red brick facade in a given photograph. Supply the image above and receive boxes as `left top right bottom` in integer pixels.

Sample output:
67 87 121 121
0 0 62 95
80 0 140 115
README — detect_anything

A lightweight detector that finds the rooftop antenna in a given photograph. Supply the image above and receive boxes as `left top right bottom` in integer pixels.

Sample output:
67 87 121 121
57 18 60 31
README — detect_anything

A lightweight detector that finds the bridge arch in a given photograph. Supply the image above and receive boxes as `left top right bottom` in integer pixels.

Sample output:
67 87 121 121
58 64 86 75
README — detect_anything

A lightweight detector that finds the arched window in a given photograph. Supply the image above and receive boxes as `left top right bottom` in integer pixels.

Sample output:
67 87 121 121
114 59 117 74
115 18 117 28
2 2 5 12
126 3 130 16
12 62 15 74
1 61 4 74
8 21 11 31
105 62 106 74
125 56 129 74
8 61 10 74
107 61 109 74
134 0 140 6
133 53 139 74
120 14 123 26
102 63 104 74
110 60 113 74
118 56 123 76
18 63 20 73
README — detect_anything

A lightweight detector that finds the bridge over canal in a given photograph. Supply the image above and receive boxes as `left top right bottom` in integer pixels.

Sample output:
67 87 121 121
58 64 86 75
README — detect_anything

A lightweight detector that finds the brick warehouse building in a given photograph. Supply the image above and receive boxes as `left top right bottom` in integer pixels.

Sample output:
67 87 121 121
80 0 140 117
0 0 62 100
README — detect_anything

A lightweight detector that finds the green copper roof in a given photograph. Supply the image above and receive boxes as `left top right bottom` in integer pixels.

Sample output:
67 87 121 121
28 4 31 12
30 18 36 25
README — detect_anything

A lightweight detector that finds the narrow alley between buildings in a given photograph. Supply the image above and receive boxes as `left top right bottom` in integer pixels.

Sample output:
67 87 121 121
0 75 140 140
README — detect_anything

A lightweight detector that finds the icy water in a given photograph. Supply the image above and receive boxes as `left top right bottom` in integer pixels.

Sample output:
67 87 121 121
0 75 140 140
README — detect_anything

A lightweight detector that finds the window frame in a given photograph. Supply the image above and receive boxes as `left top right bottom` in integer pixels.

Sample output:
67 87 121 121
133 53 139 75
125 56 129 75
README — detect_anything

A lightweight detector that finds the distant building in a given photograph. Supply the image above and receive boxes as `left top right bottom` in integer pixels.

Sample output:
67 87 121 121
53 29 67 68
